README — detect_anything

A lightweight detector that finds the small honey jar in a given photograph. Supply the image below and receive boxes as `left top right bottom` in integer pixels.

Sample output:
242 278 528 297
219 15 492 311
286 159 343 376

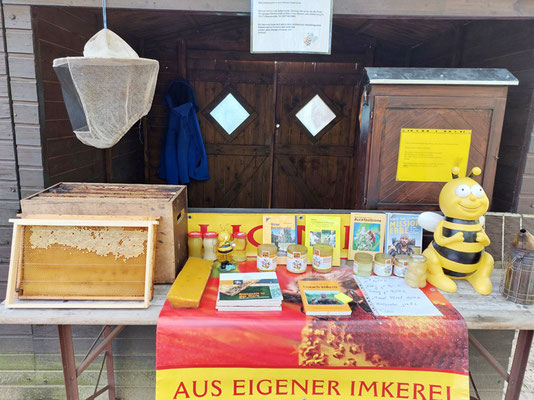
393 254 410 277
286 244 308 274
257 243 277 271
373 253 393 276
354 252 373 277
312 244 333 273
405 255 428 288
232 232 247 262
188 231 203 258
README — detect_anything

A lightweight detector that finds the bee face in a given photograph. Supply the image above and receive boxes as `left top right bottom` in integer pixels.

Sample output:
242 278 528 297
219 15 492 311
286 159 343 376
439 176 489 220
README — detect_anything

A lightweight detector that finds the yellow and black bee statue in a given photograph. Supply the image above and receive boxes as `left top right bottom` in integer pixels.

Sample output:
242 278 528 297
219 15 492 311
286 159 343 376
418 166 493 295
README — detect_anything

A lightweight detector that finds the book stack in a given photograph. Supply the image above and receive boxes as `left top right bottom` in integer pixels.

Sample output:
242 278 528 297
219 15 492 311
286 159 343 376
216 272 283 311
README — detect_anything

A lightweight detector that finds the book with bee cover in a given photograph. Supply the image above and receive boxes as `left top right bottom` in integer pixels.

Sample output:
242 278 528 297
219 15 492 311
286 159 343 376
348 212 386 258
304 215 341 266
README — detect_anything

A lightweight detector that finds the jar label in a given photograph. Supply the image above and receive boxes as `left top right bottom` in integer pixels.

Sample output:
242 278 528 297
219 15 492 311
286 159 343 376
313 254 332 271
287 252 306 273
373 260 392 276
257 255 277 271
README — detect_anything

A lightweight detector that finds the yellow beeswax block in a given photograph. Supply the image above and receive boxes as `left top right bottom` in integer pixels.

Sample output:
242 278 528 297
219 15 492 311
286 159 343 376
167 257 212 308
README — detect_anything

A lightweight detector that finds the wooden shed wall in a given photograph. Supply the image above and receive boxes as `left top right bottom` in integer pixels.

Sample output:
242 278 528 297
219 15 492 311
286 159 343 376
410 20 534 213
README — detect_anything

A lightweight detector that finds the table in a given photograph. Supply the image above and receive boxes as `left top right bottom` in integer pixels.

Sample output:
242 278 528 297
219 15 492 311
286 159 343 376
0 271 532 400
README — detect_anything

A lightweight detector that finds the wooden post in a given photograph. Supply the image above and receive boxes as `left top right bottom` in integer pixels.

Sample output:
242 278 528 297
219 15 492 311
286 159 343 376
58 325 79 400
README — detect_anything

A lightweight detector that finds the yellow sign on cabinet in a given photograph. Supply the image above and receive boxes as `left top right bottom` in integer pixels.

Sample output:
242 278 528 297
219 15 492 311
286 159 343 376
396 129 471 182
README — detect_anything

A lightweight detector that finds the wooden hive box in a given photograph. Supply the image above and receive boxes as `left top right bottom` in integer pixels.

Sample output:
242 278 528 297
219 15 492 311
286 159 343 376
5 215 159 308
20 183 187 283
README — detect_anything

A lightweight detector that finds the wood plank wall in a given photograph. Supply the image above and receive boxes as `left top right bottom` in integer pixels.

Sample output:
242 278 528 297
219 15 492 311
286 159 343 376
32 6 144 187
410 20 534 213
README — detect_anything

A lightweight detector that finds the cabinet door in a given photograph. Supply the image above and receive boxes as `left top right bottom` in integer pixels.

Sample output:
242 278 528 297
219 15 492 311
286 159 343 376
366 95 506 210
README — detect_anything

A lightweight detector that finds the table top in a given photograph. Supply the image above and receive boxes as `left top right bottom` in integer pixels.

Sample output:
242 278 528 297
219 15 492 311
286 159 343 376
0 270 532 329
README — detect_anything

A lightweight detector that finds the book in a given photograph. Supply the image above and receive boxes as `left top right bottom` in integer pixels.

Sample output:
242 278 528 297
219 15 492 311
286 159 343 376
216 305 282 311
348 212 387 258
384 213 423 258
304 215 341 266
263 215 297 263
298 280 352 316
217 272 282 307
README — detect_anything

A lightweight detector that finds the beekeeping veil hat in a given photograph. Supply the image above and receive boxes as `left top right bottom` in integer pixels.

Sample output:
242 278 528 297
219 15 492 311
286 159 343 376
53 29 159 148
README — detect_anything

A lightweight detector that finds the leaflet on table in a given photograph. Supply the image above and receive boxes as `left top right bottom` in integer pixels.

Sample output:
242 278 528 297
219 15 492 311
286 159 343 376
298 280 351 316
262 215 297 264
355 276 442 317
384 213 422 258
217 272 282 306
348 212 386 258
304 215 341 266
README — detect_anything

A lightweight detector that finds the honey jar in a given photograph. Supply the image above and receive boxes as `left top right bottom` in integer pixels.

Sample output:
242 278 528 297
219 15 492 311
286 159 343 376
232 232 247 262
393 254 410 277
373 253 393 276
188 231 203 258
257 243 277 271
312 244 333 273
405 255 428 288
354 252 373 277
203 232 218 261
286 244 308 274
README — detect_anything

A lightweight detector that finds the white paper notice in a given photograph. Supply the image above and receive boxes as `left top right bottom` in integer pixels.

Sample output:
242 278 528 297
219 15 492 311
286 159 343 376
251 0 333 54
355 276 442 317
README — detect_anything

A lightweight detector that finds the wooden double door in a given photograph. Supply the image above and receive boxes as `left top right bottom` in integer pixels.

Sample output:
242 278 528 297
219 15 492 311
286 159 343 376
187 53 362 209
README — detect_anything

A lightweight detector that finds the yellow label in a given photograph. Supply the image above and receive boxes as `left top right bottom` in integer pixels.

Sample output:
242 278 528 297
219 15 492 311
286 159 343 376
156 367 469 400
396 129 471 182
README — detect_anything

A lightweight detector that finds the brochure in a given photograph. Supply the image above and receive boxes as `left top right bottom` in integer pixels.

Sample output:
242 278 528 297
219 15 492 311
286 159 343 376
263 214 298 263
348 212 386 258
298 280 351 316
304 215 341 266
384 213 422 258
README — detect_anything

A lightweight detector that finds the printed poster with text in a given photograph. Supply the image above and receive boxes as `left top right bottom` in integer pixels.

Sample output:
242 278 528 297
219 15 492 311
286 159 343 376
156 263 470 400
396 129 471 182
251 0 333 54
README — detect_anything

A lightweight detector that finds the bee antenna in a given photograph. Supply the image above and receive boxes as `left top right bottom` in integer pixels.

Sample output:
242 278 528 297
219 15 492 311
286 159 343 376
468 167 482 178
451 166 460 179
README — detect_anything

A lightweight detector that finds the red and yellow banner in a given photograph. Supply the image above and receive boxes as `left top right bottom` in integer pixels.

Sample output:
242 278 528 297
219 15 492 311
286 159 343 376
156 262 469 400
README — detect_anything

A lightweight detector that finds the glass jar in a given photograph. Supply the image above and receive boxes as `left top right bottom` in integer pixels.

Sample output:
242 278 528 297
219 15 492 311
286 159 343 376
286 244 308 274
373 253 393 276
354 252 373 277
312 244 333 273
405 255 428 288
393 254 410 277
257 243 277 271
232 232 247 262
203 232 218 261
188 231 203 258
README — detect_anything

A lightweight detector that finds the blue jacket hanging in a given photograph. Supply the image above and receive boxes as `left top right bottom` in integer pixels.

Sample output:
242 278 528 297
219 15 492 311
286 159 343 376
158 79 209 185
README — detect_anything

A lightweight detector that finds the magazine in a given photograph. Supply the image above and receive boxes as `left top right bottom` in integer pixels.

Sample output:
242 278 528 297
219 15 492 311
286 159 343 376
304 215 341 266
217 272 282 308
298 280 351 316
348 212 386 258
263 215 298 263
384 213 422 258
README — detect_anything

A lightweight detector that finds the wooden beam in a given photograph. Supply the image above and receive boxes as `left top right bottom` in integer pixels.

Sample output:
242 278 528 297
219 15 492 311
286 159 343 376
6 0 534 18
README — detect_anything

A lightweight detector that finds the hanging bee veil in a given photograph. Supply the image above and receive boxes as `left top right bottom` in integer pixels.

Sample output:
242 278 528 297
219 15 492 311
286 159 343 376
53 28 159 148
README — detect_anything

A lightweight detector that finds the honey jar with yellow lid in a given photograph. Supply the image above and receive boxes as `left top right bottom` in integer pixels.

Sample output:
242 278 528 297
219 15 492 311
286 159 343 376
312 244 333 273
286 244 308 274
257 243 277 271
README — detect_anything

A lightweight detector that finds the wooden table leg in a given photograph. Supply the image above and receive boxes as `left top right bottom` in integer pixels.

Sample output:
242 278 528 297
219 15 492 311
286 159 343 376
104 326 117 400
504 330 533 400
58 325 80 400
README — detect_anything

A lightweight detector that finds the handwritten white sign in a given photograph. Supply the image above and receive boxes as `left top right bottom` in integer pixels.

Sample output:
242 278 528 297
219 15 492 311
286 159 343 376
355 276 442 317
251 0 333 54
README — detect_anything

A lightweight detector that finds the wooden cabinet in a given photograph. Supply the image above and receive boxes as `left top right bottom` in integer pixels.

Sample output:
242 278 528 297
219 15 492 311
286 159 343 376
359 68 518 210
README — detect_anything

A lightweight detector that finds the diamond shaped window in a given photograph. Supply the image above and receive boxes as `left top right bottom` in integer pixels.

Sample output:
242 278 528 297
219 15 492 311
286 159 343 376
295 94 337 137
209 93 250 135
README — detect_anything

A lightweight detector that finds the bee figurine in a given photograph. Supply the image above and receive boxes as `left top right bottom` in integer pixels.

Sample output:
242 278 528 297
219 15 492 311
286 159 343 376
418 166 494 295
216 229 235 271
